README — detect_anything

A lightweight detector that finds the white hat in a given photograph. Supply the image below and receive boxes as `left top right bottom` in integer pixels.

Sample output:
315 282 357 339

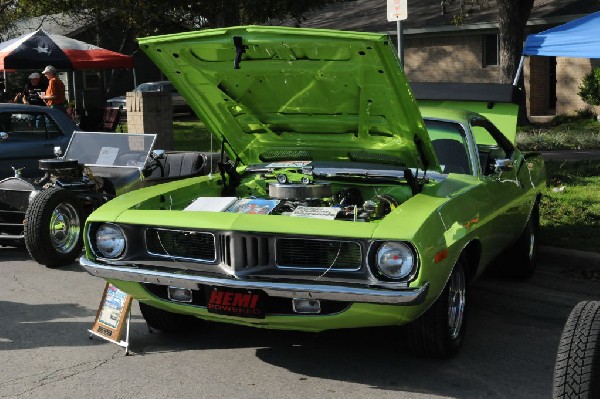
28 72 40 79
42 65 56 75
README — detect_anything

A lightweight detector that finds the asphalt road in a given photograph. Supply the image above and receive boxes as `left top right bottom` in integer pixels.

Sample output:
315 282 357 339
1 247 599 399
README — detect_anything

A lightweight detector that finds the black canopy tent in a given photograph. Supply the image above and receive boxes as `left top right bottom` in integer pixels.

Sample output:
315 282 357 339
0 29 136 109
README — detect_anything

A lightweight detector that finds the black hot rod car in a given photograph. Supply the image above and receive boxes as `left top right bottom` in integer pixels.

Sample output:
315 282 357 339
0 131 217 267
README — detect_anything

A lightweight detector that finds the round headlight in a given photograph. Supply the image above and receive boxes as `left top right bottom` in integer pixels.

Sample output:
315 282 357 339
375 242 416 279
95 223 126 259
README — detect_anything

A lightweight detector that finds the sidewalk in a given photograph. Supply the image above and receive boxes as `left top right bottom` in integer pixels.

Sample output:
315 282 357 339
540 149 600 161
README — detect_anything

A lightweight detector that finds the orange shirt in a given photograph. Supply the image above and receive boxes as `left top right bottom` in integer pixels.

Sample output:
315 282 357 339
45 76 66 105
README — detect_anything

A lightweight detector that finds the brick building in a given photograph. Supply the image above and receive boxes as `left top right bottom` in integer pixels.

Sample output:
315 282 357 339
287 0 600 120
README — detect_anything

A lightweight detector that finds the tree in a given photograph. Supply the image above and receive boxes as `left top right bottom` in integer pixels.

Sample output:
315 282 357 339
0 0 340 96
441 0 535 84
578 67 600 107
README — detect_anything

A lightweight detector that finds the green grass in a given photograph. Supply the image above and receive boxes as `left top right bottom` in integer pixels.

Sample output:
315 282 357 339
173 119 218 152
122 118 216 151
540 160 600 251
516 117 600 151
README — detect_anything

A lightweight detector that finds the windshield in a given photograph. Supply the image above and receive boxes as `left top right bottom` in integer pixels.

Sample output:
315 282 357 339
63 131 156 168
135 83 162 92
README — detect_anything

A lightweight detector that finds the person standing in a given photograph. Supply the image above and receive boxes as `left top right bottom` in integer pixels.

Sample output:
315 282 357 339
39 65 67 113
19 72 47 106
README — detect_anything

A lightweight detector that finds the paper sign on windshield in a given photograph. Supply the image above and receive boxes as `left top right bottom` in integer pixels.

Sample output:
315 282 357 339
96 147 119 166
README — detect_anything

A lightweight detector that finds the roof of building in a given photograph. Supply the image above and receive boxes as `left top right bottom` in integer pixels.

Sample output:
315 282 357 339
12 13 90 37
276 0 600 35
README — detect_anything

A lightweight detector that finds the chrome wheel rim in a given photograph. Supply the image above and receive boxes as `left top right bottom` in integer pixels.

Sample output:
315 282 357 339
528 228 536 260
49 202 80 254
447 265 466 340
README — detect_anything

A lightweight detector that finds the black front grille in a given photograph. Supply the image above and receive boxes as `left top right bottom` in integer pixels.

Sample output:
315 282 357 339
146 229 216 262
0 190 30 212
276 238 362 270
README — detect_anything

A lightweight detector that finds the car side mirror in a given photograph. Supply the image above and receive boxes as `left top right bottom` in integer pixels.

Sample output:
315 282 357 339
494 159 514 173
54 146 63 158
0 132 7 141
151 150 165 159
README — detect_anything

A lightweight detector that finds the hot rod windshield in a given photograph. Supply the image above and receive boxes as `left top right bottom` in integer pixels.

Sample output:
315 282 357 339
63 131 156 168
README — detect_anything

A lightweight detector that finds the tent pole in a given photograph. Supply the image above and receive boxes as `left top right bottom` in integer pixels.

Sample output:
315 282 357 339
133 68 137 89
3 70 6 93
513 56 525 86
72 71 77 110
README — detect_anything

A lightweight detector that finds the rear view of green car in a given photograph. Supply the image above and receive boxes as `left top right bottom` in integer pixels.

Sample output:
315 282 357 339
80 26 545 358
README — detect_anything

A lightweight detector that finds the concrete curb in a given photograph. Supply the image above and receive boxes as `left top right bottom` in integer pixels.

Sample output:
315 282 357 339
539 245 600 268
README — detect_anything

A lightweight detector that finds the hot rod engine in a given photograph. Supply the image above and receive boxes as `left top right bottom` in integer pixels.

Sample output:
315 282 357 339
228 179 398 222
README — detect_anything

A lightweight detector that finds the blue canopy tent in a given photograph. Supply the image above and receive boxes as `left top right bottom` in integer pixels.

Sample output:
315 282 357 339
523 11 600 58
514 11 600 84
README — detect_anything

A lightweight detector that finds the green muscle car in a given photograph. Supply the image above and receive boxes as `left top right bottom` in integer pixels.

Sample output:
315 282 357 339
80 26 545 358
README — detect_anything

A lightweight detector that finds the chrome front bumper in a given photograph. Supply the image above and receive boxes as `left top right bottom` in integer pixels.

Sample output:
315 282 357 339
80 257 429 306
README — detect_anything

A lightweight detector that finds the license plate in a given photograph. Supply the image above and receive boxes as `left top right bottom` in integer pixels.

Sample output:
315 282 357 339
205 286 266 319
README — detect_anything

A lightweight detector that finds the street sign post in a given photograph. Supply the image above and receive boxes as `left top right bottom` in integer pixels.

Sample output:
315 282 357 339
387 0 408 64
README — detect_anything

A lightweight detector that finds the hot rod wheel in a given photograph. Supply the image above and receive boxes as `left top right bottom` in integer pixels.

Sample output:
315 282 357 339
24 187 84 268
404 256 467 358
553 301 600 399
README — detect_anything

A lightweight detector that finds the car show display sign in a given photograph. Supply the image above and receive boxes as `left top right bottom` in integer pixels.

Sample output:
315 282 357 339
88 283 133 351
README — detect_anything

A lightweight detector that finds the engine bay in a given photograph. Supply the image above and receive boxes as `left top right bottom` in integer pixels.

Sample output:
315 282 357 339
176 162 419 222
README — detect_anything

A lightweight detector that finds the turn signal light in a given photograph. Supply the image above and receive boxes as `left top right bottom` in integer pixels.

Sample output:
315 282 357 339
434 249 448 263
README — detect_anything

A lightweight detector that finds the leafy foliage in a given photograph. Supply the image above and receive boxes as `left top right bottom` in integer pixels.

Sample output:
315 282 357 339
440 0 491 25
578 67 600 107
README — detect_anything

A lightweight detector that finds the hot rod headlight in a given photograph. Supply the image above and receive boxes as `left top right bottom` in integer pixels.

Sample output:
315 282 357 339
375 242 416 279
95 223 126 259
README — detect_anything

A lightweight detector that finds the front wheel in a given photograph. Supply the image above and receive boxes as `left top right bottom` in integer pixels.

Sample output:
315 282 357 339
553 301 600 399
24 187 84 268
504 204 539 278
404 256 468 358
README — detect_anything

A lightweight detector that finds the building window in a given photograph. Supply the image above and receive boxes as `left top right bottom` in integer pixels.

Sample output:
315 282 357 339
483 34 498 67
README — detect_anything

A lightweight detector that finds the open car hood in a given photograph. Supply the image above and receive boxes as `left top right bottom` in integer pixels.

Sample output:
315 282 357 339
139 26 439 171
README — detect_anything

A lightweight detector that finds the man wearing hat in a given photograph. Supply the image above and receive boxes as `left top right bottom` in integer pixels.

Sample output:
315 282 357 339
18 72 48 106
39 65 66 112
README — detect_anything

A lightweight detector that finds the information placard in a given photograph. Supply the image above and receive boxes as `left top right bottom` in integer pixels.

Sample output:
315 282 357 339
387 0 407 21
89 283 132 346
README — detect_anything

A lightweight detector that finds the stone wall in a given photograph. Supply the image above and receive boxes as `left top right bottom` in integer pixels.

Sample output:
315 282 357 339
126 91 173 150
555 57 599 115
404 33 600 117
404 34 501 83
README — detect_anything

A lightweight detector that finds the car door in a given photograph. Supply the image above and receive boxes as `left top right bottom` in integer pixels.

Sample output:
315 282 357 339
470 117 529 250
0 111 67 178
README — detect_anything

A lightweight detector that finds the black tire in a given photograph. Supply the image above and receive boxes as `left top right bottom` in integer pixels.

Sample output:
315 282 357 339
24 187 84 268
553 301 600 399
405 257 468 358
139 302 200 333
504 203 539 279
